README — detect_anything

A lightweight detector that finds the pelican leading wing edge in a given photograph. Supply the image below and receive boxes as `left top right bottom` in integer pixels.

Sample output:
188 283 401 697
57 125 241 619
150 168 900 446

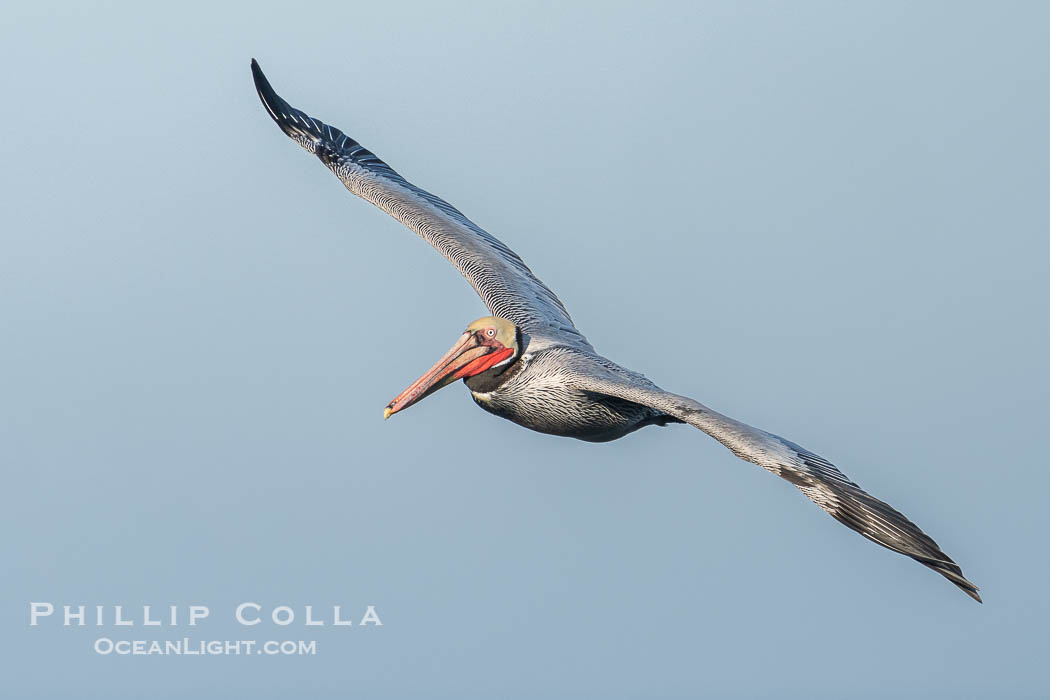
571 368 981 602
250 59 589 348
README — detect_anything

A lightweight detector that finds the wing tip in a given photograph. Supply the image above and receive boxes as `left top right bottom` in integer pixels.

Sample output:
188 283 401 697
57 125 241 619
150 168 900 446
955 579 983 604
945 567 982 603
917 555 981 603
250 58 270 98
249 58 297 136
250 58 264 90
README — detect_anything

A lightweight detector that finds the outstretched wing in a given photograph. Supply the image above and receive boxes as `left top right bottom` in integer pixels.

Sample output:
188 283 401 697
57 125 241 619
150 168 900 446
572 366 981 602
250 59 589 348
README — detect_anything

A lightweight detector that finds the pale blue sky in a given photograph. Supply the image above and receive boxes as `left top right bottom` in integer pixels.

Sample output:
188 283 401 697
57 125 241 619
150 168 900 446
2 2 1048 698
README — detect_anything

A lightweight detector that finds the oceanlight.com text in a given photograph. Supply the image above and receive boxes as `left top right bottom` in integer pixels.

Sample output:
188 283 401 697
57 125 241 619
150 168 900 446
94 638 317 656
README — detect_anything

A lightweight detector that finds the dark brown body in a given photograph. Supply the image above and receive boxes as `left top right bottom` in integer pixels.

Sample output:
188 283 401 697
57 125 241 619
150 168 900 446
464 345 679 442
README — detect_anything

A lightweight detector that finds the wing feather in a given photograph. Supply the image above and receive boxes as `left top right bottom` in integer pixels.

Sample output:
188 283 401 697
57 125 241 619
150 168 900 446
250 60 588 347
570 365 981 602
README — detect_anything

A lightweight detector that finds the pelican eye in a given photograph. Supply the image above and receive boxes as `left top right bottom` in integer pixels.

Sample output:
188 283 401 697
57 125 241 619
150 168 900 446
486 328 496 338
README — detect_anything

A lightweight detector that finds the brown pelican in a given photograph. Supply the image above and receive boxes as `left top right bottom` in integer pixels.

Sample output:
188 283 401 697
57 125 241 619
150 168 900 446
250 59 980 602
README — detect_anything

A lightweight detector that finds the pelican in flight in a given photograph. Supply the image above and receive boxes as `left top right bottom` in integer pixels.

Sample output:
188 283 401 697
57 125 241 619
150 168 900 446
250 59 980 602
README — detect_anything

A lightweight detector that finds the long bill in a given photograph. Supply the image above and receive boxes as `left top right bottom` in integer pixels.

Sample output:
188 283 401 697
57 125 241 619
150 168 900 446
383 332 512 419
